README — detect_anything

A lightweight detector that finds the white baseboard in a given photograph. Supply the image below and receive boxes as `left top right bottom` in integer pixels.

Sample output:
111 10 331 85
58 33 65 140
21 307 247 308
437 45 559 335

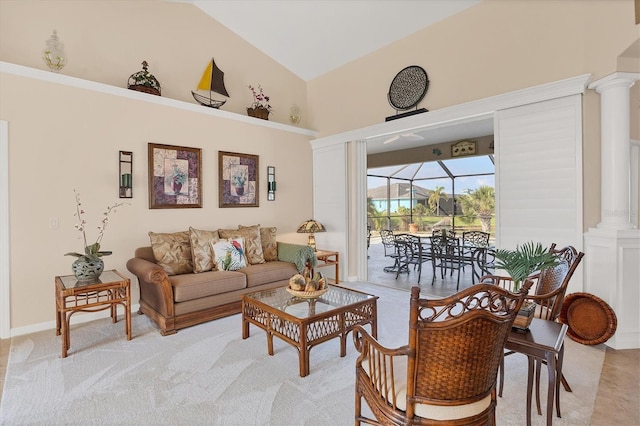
8 303 140 338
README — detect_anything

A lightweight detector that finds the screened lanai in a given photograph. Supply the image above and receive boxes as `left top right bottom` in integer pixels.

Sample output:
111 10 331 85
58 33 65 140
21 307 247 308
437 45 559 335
367 154 495 233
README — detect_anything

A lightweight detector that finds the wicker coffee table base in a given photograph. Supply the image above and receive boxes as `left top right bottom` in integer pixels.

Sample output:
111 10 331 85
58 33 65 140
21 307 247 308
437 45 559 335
242 289 377 377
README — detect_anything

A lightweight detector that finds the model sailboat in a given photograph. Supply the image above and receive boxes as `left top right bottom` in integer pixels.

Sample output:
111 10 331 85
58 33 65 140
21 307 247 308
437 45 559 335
191 58 229 108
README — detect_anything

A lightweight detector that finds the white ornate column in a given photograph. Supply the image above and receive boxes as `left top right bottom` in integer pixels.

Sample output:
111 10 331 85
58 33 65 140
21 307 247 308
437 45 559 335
590 73 637 229
585 72 640 350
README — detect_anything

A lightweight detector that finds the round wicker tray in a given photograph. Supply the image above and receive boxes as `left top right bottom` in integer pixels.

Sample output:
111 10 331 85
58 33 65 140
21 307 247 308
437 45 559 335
286 287 328 299
559 292 617 345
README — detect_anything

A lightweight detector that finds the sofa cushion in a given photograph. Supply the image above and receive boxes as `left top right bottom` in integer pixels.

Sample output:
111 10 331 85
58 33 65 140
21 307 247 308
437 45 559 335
189 227 219 273
149 231 193 275
212 238 247 271
241 225 278 262
219 226 265 265
170 270 246 303
240 261 298 288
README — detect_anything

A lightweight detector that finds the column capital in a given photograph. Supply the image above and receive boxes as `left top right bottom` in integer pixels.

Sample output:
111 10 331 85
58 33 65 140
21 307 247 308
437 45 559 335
588 72 640 93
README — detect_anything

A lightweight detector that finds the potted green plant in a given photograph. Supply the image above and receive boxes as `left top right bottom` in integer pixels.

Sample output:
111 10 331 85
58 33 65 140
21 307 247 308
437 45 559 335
493 241 559 330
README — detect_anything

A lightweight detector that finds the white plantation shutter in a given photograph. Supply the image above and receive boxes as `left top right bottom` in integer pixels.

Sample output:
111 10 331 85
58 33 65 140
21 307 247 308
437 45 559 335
494 94 583 287
312 142 348 281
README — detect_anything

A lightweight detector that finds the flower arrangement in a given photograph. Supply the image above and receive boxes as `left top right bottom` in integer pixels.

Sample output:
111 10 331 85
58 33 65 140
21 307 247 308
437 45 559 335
65 190 127 261
248 84 272 112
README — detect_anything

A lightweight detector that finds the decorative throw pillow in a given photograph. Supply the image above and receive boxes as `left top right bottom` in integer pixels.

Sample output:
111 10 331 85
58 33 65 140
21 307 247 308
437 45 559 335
241 225 278 262
211 238 247 271
189 227 219 273
219 226 265 265
149 231 193 275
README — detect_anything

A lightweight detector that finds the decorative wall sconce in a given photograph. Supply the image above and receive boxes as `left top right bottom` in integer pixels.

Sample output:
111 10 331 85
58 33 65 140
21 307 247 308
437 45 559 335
42 30 66 72
267 166 276 201
119 151 133 198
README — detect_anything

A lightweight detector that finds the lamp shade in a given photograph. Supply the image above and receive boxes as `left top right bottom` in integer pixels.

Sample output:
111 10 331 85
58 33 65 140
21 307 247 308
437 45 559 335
297 219 326 234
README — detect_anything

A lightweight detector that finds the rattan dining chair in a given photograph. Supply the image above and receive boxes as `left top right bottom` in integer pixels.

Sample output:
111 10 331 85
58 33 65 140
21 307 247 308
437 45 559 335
480 244 584 416
353 282 533 426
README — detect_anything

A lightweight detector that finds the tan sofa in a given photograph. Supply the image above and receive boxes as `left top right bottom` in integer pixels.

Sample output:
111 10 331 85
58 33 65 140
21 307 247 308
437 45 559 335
127 227 316 335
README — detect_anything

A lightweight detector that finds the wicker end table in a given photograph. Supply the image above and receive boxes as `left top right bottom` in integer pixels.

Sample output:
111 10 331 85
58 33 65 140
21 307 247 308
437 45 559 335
55 269 131 358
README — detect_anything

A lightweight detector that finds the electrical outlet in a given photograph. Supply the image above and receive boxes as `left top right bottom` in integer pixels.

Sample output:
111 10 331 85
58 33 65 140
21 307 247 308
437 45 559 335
48 217 59 229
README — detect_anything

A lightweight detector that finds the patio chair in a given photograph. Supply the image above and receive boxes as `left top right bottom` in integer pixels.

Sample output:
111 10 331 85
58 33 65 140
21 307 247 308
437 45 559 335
353 282 533 425
379 229 396 257
429 235 465 289
394 234 431 283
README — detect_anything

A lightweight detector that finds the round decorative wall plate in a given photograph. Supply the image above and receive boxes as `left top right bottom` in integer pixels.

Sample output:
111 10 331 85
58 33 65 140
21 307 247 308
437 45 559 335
559 292 617 345
388 65 429 111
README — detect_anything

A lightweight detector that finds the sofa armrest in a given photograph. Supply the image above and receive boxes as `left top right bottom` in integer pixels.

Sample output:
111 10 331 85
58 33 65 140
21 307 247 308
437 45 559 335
277 242 317 273
126 257 174 317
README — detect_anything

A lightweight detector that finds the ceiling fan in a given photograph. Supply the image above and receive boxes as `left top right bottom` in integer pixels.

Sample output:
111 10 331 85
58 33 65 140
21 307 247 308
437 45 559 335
382 133 423 144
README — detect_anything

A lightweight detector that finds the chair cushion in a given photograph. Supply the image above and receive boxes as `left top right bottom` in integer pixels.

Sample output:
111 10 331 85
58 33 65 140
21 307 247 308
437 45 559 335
361 356 492 421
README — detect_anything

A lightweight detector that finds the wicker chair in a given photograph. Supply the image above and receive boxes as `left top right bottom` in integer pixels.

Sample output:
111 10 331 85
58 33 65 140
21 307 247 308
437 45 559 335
480 244 584 414
353 282 532 425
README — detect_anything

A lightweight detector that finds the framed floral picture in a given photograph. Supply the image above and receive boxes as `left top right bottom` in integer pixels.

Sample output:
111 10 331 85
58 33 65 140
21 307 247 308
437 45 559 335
218 151 259 207
148 143 202 209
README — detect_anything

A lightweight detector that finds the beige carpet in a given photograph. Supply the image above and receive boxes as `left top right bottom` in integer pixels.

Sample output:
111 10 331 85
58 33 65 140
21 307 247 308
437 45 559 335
0 282 604 425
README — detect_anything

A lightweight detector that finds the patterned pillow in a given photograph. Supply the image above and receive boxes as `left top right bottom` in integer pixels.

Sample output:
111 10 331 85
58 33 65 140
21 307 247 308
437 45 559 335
240 225 278 262
149 231 193 275
188 227 219 273
211 238 247 271
219 226 265 265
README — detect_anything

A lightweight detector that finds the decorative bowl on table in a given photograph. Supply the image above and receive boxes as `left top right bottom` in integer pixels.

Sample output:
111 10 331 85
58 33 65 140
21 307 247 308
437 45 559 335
286 287 328 299
287 273 328 299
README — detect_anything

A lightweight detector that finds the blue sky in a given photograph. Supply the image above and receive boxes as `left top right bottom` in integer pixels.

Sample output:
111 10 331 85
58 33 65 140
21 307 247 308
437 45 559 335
367 155 494 195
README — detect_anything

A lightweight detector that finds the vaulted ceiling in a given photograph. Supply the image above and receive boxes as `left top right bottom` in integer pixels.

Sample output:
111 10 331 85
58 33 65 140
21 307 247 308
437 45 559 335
176 0 480 81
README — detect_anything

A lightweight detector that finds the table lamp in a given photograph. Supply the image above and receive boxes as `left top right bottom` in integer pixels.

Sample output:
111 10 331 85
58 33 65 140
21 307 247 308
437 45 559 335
297 219 326 251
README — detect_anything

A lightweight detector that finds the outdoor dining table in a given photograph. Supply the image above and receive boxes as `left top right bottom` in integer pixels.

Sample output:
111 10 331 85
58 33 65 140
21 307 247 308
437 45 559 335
382 233 493 284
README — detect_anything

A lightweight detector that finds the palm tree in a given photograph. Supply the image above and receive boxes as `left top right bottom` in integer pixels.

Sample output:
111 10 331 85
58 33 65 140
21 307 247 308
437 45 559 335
428 186 448 216
367 197 386 230
459 185 495 232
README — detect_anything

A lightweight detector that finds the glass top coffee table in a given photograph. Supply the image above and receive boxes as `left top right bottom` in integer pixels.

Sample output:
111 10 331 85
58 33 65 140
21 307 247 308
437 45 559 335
242 285 378 377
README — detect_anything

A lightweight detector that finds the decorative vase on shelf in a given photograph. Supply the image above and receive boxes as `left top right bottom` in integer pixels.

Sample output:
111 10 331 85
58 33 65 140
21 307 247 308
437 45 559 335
71 257 104 281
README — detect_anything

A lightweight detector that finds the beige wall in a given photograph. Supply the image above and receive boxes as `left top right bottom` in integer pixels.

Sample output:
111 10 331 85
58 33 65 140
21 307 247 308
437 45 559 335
0 0 313 330
307 0 639 234
307 0 638 137
0 72 313 329
0 0 309 126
